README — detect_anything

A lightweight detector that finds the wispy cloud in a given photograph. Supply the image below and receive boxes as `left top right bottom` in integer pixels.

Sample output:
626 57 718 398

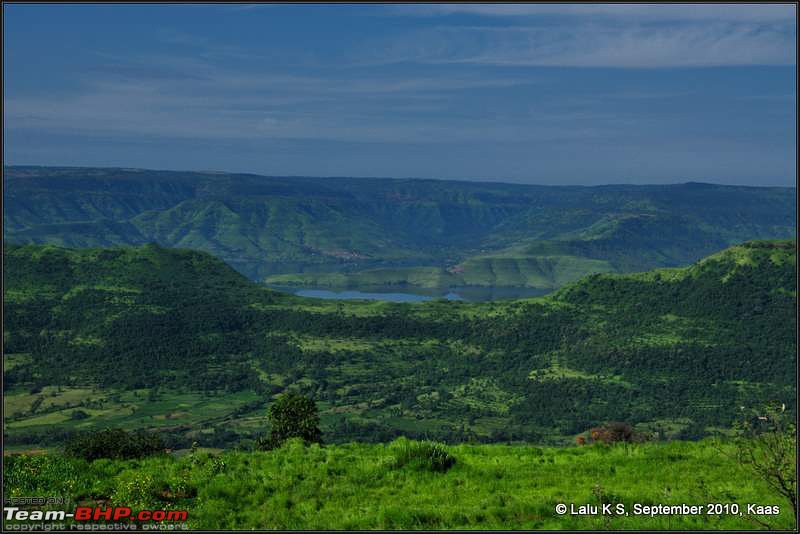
3 48 546 144
390 23 797 68
398 4 796 23
88 48 537 93
153 28 271 62
5 85 609 145
377 4 796 68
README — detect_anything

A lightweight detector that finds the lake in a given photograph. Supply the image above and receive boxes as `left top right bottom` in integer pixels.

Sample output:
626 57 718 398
268 285 551 302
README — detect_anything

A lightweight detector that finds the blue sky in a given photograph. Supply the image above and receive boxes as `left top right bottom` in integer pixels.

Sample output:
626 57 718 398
3 3 797 185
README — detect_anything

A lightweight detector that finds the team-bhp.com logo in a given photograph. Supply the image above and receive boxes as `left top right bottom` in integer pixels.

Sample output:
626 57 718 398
75 507 188 522
5 506 188 522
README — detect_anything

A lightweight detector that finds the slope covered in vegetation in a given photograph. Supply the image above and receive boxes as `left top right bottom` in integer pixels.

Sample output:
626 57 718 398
3 240 796 449
4 439 797 530
5 166 795 290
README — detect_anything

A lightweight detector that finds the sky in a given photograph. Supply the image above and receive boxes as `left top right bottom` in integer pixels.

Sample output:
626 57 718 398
3 3 797 186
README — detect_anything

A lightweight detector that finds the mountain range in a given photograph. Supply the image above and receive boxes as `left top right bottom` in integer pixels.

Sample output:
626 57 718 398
4 166 796 293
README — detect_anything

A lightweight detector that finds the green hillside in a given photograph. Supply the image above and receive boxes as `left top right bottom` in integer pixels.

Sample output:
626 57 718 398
4 439 797 530
5 167 796 291
3 240 795 449
267 211 778 290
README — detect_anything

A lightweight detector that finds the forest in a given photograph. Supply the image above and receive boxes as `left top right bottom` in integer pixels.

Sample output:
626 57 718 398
3 239 796 449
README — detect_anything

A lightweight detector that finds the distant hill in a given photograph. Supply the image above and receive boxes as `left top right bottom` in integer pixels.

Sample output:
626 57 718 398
4 166 796 291
3 240 795 447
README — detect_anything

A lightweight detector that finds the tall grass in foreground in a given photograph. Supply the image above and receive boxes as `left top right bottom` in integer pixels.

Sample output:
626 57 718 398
390 438 456 472
3 438 797 530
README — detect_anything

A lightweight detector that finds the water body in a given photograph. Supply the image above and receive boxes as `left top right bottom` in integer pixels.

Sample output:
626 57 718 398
292 289 452 302
269 285 551 303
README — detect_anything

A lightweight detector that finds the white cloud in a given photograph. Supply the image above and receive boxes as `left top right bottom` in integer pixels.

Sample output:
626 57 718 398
399 4 796 23
367 21 795 68
3 72 617 145
376 3 796 68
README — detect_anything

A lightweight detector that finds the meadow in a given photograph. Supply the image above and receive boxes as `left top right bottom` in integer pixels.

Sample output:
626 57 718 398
3 438 796 530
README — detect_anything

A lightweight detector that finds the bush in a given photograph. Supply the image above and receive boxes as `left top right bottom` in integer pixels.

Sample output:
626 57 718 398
586 422 647 444
111 471 168 509
64 429 164 461
391 439 456 473
676 421 708 441
263 393 322 449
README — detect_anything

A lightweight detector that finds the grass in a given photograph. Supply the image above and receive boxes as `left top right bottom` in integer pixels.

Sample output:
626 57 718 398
390 438 456 472
3 353 32 371
4 389 261 434
3 439 796 530
4 386 101 418
295 336 379 353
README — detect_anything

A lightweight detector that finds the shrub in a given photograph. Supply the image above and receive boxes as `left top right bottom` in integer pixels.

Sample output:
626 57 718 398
603 422 634 443
676 422 708 441
64 429 164 461
391 439 456 473
111 471 167 509
585 422 647 444
263 393 322 449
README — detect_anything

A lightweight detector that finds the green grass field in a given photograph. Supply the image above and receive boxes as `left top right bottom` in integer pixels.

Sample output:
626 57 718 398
3 387 263 439
3 438 796 530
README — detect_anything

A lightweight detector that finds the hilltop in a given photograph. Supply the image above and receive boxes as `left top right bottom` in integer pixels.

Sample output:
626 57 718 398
5 439 797 530
3 240 795 448
4 166 796 292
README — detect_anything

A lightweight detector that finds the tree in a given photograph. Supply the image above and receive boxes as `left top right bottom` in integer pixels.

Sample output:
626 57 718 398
708 402 797 530
264 393 322 448
734 403 796 520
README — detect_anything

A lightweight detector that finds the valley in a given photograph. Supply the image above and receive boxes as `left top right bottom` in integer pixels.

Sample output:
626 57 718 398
4 4 797 529
3 239 796 450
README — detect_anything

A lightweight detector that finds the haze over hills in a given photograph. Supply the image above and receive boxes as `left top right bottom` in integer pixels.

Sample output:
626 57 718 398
3 240 795 448
4 166 796 294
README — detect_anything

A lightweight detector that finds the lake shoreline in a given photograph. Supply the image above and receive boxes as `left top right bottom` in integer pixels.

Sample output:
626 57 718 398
265 284 553 302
